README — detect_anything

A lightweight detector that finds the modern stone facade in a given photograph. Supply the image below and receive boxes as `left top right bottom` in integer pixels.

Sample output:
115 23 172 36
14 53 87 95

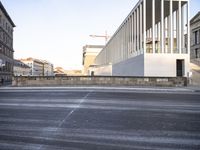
0 2 15 83
82 45 104 75
94 0 190 77
190 11 200 60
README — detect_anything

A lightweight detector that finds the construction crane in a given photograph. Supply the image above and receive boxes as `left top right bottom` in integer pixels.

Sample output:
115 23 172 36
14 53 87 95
89 31 110 44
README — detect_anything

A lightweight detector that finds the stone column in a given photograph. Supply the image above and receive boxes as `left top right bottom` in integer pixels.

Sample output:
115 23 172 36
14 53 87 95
160 0 165 53
187 0 190 55
134 11 136 55
140 3 143 53
181 1 185 53
137 7 139 54
143 0 146 54
178 0 182 54
152 0 155 53
170 0 173 53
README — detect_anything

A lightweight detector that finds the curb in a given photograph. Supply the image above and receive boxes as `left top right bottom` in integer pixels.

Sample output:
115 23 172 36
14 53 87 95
0 86 197 93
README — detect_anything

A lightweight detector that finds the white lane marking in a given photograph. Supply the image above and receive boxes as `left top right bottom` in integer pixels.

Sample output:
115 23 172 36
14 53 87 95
37 91 92 150
58 92 91 127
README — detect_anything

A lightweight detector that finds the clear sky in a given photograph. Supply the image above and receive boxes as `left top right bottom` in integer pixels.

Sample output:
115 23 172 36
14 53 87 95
1 0 200 70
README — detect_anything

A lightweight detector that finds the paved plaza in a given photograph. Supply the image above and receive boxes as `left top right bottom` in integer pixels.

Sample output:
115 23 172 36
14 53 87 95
0 87 200 150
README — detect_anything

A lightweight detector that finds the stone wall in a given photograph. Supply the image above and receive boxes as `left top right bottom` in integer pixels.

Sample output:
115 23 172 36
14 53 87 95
12 76 187 87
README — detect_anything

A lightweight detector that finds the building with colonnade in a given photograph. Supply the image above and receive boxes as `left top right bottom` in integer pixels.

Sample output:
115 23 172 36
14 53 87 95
93 0 190 77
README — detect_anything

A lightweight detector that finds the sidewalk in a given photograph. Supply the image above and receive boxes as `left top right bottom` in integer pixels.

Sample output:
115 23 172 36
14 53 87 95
184 85 200 92
1 85 199 93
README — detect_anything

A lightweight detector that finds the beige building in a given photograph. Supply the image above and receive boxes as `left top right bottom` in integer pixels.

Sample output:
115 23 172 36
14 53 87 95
54 67 82 76
41 60 54 76
20 58 54 76
0 2 15 84
190 11 200 60
65 70 82 76
20 58 44 76
54 67 67 76
14 59 31 76
82 45 104 75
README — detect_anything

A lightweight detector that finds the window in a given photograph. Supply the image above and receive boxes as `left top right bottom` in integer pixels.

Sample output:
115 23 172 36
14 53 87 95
3 19 5 27
199 30 200 44
3 33 5 42
195 49 199 58
0 31 2 40
194 31 198 45
2 46 5 55
0 45 2 54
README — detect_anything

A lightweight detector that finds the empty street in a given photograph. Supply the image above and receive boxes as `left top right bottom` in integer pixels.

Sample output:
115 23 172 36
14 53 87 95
0 87 200 150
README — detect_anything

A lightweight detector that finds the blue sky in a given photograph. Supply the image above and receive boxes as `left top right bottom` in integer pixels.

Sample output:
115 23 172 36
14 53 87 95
1 0 200 69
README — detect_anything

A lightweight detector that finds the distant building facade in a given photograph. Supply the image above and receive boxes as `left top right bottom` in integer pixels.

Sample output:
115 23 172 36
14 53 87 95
82 45 104 75
54 67 82 76
65 70 82 76
94 0 190 77
20 58 54 76
190 11 200 59
54 67 67 76
0 2 15 83
42 60 54 76
20 58 44 76
14 59 31 76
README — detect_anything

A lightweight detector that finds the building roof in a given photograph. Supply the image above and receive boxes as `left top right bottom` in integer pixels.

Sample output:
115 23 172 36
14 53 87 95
83 45 104 54
20 57 44 64
14 59 31 68
190 11 200 25
83 45 104 49
0 1 15 27
20 57 53 66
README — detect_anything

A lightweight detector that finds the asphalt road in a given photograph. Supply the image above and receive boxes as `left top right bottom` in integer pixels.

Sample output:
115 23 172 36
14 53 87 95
0 87 200 150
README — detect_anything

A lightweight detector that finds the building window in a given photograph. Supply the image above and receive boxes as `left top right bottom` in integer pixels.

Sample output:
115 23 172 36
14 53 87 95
195 31 198 45
3 33 5 42
0 45 2 53
199 30 200 44
2 46 5 55
3 19 5 28
195 49 199 59
0 31 2 40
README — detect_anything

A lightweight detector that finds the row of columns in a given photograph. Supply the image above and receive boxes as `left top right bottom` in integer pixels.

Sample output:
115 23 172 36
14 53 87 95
96 0 145 65
147 0 189 54
95 0 190 66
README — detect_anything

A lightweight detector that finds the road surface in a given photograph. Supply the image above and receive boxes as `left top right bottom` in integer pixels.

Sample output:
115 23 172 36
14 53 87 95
0 87 200 150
